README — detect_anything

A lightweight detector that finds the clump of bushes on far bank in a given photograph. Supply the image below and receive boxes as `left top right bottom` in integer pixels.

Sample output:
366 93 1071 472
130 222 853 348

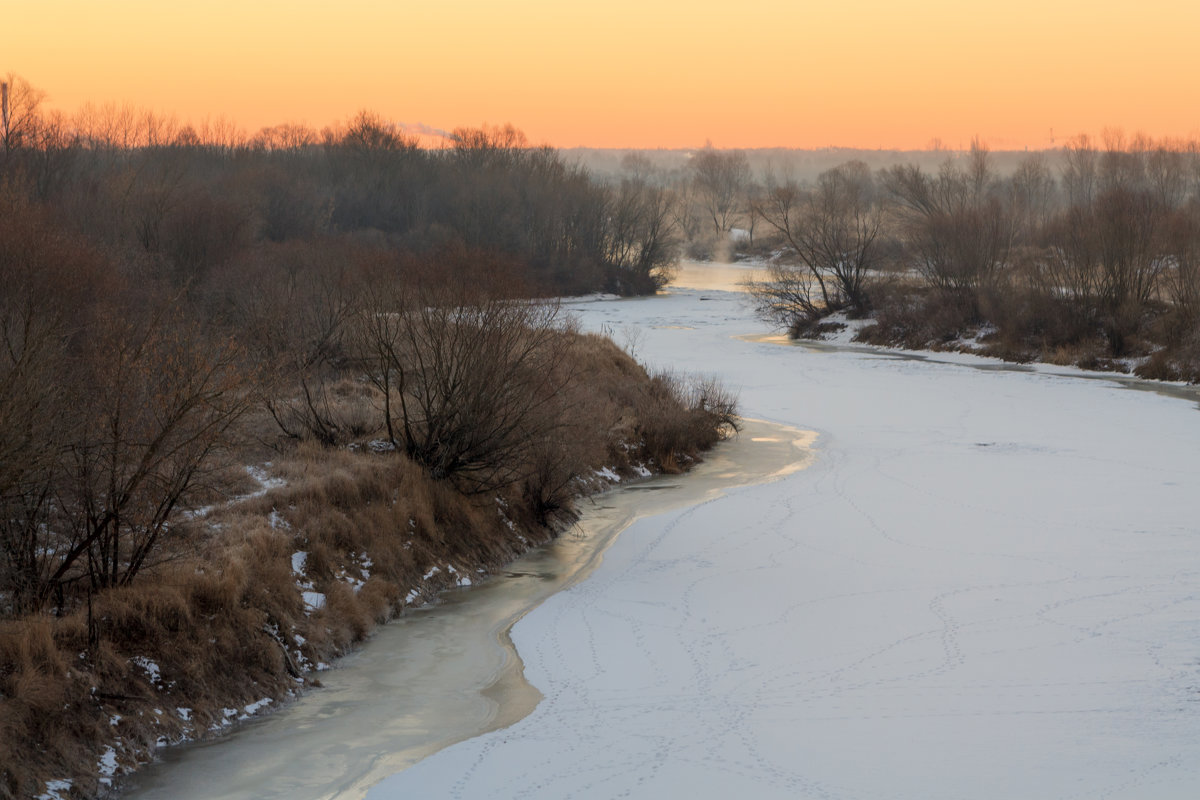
745 137 1200 383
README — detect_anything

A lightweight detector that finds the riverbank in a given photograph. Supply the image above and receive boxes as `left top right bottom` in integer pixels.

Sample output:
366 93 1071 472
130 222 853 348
119 419 813 800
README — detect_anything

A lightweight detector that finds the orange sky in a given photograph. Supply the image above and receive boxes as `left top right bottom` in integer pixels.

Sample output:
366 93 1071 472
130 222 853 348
7 0 1200 150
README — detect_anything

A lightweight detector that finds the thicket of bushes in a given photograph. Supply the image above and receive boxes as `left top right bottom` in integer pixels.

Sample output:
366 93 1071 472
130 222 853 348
0 75 738 799
0 320 733 800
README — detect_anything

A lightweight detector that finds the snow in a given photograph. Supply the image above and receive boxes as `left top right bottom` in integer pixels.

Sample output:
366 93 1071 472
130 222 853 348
36 779 72 800
367 270 1200 799
244 465 286 496
593 466 621 482
191 465 287 520
293 551 327 610
130 656 162 687
97 745 119 784
240 698 273 719
496 497 517 531
446 565 472 587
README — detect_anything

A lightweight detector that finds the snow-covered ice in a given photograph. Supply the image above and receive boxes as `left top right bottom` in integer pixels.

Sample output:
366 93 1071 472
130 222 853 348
368 270 1200 799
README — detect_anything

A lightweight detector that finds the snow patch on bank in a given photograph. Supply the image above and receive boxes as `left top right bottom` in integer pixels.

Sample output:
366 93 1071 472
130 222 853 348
97 746 119 785
593 466 621 482
36 780 72 800
130 656 162 688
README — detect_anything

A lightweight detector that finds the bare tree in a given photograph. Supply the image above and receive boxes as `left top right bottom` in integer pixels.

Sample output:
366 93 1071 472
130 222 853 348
667 179 706 244
745 260 827 330
0 203 105 612
1 73 45 153
1099 128 1148 194
1146 141 1188 209
1162 203 1200 325
604 176 679 294
60 305 251 595
1 204 249 609
0 275 71 612
356 277 578 493
691 147 750 234
619 152 656 184
1043 186 1168 352
1091 188 1166 310
1010 153 1056 244
757 161 884 315
742 178 764 248
252 122 318 152
226 242 367 445
339 110 417 154
1187 138 1200 205
883 142 1014 298
1061 134 1098 208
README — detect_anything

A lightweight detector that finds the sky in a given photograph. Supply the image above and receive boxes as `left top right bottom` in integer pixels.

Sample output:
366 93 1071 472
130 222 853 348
7 0 1200 150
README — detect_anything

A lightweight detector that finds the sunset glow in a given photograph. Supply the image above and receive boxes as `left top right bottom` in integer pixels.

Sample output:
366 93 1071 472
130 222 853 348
9 0 1200 149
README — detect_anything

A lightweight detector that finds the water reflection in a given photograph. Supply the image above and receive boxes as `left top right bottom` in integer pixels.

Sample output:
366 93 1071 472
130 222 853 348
669 260 761 293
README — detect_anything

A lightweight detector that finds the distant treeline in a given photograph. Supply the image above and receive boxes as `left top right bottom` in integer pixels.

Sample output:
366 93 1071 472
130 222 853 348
0 74 678 297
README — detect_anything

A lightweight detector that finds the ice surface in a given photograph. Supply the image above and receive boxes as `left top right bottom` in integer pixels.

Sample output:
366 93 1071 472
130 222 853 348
368 272 1200 799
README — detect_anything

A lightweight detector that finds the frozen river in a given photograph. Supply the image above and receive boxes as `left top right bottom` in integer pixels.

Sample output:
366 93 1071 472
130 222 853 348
133 263 1200 799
